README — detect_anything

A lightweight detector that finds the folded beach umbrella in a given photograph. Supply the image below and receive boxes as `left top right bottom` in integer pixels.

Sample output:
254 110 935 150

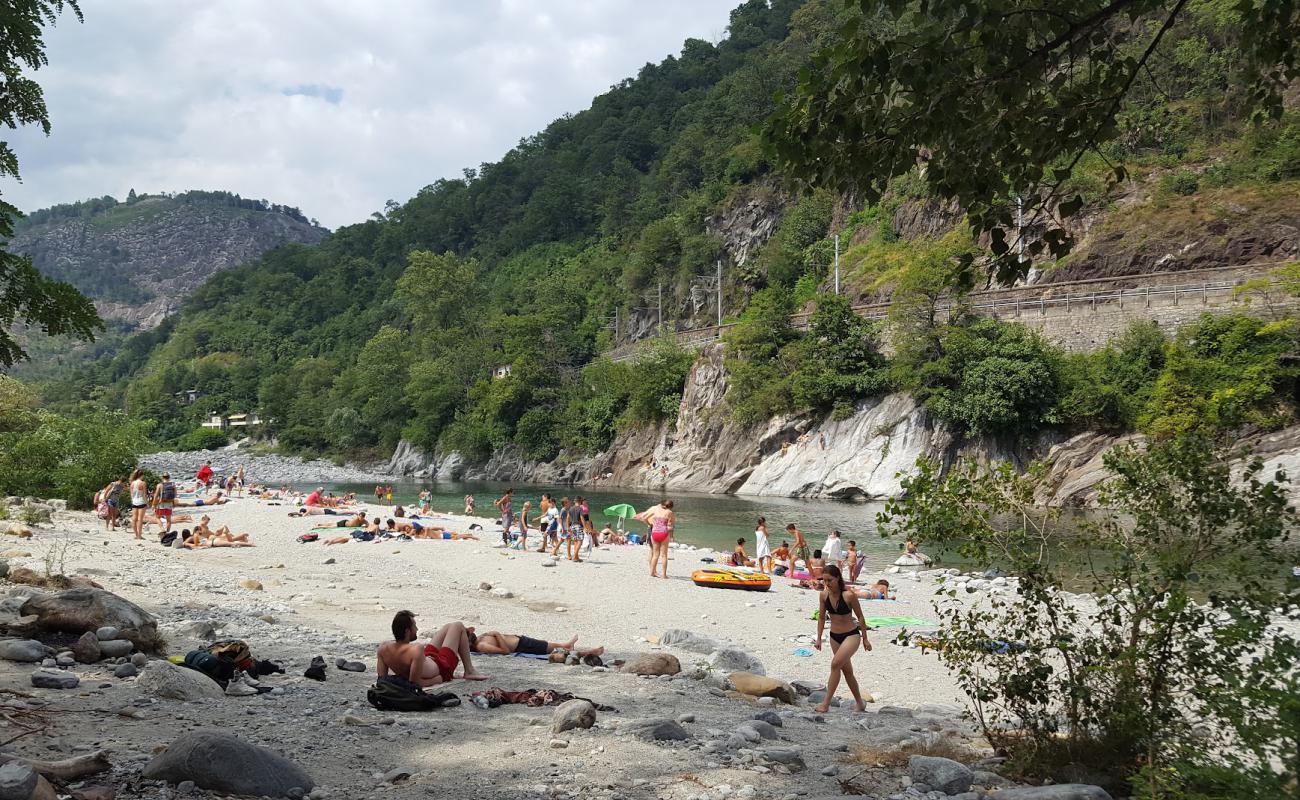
603 503 637 531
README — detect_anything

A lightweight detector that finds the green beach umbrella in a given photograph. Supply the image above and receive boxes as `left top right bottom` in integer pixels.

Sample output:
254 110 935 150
603 503 638 532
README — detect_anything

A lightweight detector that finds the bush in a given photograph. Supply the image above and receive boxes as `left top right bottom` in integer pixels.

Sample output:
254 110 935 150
0 408 150 509
1159 169 1200 196
879 437 1299 794
175 427 229 451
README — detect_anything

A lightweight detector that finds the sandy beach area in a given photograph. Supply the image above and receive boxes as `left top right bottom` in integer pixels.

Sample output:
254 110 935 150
0 491 1010 800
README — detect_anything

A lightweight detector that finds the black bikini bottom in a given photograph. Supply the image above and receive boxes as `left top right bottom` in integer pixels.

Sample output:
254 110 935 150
829 628 861 645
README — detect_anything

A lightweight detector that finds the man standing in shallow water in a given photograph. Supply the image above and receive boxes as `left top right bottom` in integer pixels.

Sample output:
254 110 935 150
377 611 489 687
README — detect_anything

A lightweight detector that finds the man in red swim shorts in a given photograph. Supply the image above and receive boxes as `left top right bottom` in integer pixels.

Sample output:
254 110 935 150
377 610 488 687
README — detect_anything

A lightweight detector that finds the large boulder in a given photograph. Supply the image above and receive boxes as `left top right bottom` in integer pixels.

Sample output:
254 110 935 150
0 762 37 800
728 671 797 704
909 755 973 795
990 787 1113 800
143 731 315 796
20 588 160 651
707 647 766 676
0 639 53 663
136 661 223 701
552 699 597 734
30 668 79 689
659 629 722 654
619 652 681 676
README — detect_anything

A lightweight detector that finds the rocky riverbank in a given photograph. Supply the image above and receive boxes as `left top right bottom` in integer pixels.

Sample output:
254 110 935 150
140 450 391 485
0 495 1121 800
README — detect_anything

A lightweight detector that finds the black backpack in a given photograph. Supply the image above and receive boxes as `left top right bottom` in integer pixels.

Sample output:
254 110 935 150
367 676 460 712
160 481 177 502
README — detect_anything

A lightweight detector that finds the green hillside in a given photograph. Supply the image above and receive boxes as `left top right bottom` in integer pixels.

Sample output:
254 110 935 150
42 0 1300 457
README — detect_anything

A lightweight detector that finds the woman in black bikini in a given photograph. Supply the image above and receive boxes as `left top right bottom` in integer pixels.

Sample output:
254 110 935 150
813 564 872 712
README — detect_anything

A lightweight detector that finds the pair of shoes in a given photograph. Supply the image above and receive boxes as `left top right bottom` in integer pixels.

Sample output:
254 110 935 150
304 655 327 681
226 674 260 697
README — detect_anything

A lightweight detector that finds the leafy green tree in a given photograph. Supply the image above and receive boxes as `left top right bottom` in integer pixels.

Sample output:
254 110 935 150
724 288 797 424
790 293 887 417
879 436 1298 796
0 0 100 366
766 0 1300 282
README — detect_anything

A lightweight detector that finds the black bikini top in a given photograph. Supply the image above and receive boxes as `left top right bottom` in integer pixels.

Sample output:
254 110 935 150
823 590 852 616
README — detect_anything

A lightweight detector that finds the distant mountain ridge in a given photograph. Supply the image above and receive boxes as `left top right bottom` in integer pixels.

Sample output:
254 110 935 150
9 190 328 330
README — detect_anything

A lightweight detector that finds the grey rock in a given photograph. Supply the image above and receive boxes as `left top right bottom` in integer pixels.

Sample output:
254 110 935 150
98 639 134 658
552 699 597 734
659 629 723 654
30 668 79 689
0 762 38 800
747 719 778 739
55 652 76 667
143 731 316 795
73 631 101 663
381 768 411 784
177 780 197 794
908 756 973 796
989 786 1113 800
95 626 120 641
131 652 148 667
758 748 805 771
114 662 139 678
627 718 689 741
878 705 915 717
137 660 224 701
0 639 53 663
335 659 366 672
20 588 160 650
790 680 822 696
0 562 8 580
734 724 761 744
677 713 695 724
974 770 1011 787
950 793 980 800
821 765 840 777
708 647 766 676
752 711 783 728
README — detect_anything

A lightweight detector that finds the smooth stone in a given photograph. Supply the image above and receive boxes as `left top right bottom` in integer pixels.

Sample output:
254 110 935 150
619 653 681 676
0 639 53 663
98 639 134 658
143 731 316 795
627 718 689 741
72 631 102 664
136 661 223 701
0 762 38 800
752 711 782 727
908 755 973 795
114 663 139 678
30 668 79 689
552 699 597 734
95 626 120 641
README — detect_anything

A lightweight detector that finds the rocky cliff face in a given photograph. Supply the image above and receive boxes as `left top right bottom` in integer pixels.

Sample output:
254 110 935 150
390 343 1282 506
12 196 328 330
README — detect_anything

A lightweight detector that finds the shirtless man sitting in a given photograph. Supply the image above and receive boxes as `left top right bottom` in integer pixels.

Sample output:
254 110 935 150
468 629 604 659
376 611 488 687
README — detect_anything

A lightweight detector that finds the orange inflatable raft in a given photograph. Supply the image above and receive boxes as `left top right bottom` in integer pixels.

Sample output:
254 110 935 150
691 567 772 592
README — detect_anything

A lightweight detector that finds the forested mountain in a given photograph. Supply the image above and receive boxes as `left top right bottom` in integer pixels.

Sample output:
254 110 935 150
42 0 1300 460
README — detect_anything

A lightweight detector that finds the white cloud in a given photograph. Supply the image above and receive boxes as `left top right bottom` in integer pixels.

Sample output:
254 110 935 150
3 0 738 228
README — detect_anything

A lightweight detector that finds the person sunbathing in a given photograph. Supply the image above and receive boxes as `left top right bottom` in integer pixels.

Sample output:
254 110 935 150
600 525 625 545
289 506 344 517
852 579 894 600
377 611 488 687
467 629 604 659
191 515 254 547
177 490 227 507
319 511 368 528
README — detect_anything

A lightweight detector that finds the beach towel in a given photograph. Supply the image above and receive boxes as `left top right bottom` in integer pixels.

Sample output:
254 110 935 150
865 616 934 628
476 651 550 660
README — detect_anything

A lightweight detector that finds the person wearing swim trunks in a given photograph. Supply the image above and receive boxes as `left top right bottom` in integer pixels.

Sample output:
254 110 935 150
813 565 872 713
377 611 488 687
787 523 810 572
153 473 177 535
467 630 605 659
635 500 675 579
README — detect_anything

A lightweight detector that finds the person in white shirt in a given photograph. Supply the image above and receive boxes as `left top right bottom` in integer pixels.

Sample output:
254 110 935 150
754 516 772 574
823 529 845 574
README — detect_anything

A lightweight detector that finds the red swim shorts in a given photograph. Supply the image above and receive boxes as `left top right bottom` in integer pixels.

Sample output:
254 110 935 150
157 508 172 519
424 644 458 682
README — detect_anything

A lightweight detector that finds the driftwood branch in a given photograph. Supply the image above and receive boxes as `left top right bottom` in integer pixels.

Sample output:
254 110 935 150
0 749 112 780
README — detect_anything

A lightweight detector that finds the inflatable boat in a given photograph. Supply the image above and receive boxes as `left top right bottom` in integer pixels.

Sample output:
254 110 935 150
691 567 772 592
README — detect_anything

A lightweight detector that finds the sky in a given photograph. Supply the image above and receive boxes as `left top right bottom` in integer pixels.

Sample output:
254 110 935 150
5 1 739 229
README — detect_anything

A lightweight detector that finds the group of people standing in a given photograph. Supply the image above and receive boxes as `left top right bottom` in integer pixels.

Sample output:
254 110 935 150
492 488 596 562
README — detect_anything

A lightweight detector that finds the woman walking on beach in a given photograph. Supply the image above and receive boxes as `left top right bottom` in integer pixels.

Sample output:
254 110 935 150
813 564 871 712
637 500 675 578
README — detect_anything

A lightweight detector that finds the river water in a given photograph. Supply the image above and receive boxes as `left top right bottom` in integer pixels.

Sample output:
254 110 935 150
323 479 912 572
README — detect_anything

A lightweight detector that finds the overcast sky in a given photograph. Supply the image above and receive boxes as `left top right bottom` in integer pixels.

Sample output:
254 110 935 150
4 1 738 229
